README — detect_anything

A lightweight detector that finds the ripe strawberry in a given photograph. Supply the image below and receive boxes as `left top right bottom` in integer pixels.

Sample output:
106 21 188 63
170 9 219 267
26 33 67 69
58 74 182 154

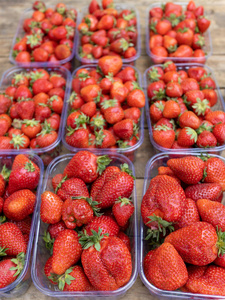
10 134 30 150
84 215 119 237
52 174 63 191
12 154 39 171
44 257 58 285
56 177 89 201
95 129 116 148
213 123 225 144
178 111 201 129
47 221 67 240
8 161 40 194
40 191 63 224
144 242 188 290
98 55 123 76
196 131 217 148
153 125 175 149
165 222 219 265
62 266 93 291
112 197 134 227
185 183 222 202
63 151 111 183
203 157 225 191
176 198 200 229
102 99 124 124
0 222 27 256
3 189 36 221
177 127 197 147
52 229 82 275
15 99 35 120
0 94 12 114
65 127 89 148
80 230 132 290
0 253 25 288
81 101 96 118
149 101 165 123
127 89 145 108
163 100 181 119
167 156 205 184
113 119 137 140
205 110 225 125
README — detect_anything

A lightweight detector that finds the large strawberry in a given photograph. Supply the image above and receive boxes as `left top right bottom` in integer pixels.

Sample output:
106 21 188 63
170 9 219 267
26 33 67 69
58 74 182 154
8 161 40 194
144 242 188 291
0 222 27 256
203 157 225 191
167 156 205 184
52 229 82 275
56 177 89 201
40 191 63 224
3 189 36 221
98 55 123 76
63 151 111 183
165 222 220 266
80 229 132 291
184 183 223 202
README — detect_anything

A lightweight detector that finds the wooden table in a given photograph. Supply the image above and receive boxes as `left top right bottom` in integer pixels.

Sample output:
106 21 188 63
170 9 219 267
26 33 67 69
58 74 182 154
0 0 225 299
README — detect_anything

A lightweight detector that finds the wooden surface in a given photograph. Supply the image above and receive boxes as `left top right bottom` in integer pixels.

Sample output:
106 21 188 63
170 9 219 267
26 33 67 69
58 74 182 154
0 0 225 299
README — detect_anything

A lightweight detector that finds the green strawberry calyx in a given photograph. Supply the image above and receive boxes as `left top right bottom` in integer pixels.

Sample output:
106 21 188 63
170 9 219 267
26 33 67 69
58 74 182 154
73 113 89 130
12 73 27 85
55 175 67 193
90 115 106 131
97 155 111 175
1 165 11 181
120 163 135 179
72 196 102 217
94 129 106 146
185 127 198 143
101 99 117 109
22 118 40 127
0 215 7 224
152 88 165 101
148 67 161 82
78 228 109 251
117 140 129 148
67 91 78 105
145 214 174 245
115 196 132 207
10 252 25 277
48 267 75 291
10 134 26 149
216 227 225 256
192 98 210 116
43 231 55 255
24 161 36 172
0 246 8 256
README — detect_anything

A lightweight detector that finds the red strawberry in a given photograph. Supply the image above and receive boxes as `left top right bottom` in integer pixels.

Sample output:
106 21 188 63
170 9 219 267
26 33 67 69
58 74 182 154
95 129 116 148
8 161 40 194
0 222 27 256
47 221 67 239
12 154 39 171
15 99 35 120
176 198 200 229
112 197 134 227
144 242 188 291
56 177 89 201
177 127 197 147
203 157 225 191
185 183 223 202
80 230 132 290
196 131 217 148
167 156 205 184
84 215 119 236
52 174 63 191
65 128 89 148
10 216 32 235
44 257 58 285
52 229 82 275
40 191 63 224
113 119 137 140
213 123 225 144
98 55 123 76
62 266 93 291
63 151 111 183
3 189 36 221
153 125 175 149
36 129 58 148
165 222 219 265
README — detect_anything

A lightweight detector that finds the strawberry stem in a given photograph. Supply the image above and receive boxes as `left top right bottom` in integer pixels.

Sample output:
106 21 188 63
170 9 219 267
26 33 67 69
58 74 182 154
78 228 108 251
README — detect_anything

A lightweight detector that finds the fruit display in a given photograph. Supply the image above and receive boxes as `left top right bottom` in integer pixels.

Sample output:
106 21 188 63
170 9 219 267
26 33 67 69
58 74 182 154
144 61 225 152
62 55 144 155
0 66 70 154
76 0 140 63
140 152 225 296
10 1 77 69
32 151 137 295
147 1 212 63
0 153 43 294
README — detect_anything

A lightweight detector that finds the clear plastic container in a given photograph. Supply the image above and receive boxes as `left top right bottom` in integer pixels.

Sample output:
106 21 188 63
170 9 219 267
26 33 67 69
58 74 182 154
75 4 141 64
139 151 225 300
31 151 138 298
9 7 78 68
62 64 144 160
0 66 71 155
0 152 44 298
146 2 213 64
144 63 225 154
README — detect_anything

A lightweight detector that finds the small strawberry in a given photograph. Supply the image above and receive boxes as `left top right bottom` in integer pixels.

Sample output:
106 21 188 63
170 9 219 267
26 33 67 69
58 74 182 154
98 55 123 76
63 151 111 183
162 100 181 119
65 127 89 148
203 157 225 191
113 119 138 140
185 183 223 202
56 177 89 201
112 197 134 227
196 131 217 148
94 129 116 148
52 229 82 275
15 99 35 120
40 191 63 224
153 125 175 149
213 123 225 144
12 154 39 171
167 156 205 184
177 127 197 147
3 189 36 221
178 111 201 129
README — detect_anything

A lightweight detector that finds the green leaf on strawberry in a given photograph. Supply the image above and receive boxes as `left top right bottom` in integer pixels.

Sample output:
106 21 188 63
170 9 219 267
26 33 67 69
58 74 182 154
43 231 55 255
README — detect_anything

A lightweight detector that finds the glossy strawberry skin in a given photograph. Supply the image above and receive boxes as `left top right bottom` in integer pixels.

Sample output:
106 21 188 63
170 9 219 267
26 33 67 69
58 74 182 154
40 191 63 224
203 157 225 191
84 215 119 236
184 183 223 202
63 265 93 291
0 259 19 288
57 178 89 201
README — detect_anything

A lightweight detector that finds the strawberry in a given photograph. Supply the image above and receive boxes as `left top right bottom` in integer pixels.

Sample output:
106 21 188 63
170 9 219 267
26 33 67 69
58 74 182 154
65 128 89 148
8 161 40 194
185 183 223 202
213 123 225 144
149 101 165 123
62 266 93 291
203 157 225 191
84 215 119 236
47 221 67 240
3 189 36 221
113 119 137 140
40 191 63 224
165 222 220 265
44 257 58 285
197 199 225 231
196 130 217 148
95 129 116 148
112 197 134 227
15 99 35 120
52 229 82 275
62 197 101 229
0 222 27 256
80 229 132 290
117 231 131 252
35 104 52 122
177 127 197 147
63 151 111 183
10 134 30 150
0 94 12 114
184 265 225 295
0 253 25 288
12 154 39 171
167 156 205 184
176 198 200 229
56 177 89 201
9 216 32 235
205 110 225 125
152 125 175 149
98 55 123 76
32 79 53 95
81 101 96 118
163 100 181 119
178 111 201 129
102 99 124 124
52 174 63 191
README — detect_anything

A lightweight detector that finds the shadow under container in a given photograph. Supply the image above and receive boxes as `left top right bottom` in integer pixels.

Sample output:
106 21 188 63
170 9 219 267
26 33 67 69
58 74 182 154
146 2 212 64
139 151 225 300
75 4 141 66
32 151 138 299
9 7 78 69
0 152 44 298
143 63 225 155
62 64 144 162
0 66 72 166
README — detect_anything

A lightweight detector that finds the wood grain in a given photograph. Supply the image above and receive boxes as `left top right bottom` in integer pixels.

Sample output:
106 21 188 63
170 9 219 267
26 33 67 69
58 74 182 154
0 0 225 299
